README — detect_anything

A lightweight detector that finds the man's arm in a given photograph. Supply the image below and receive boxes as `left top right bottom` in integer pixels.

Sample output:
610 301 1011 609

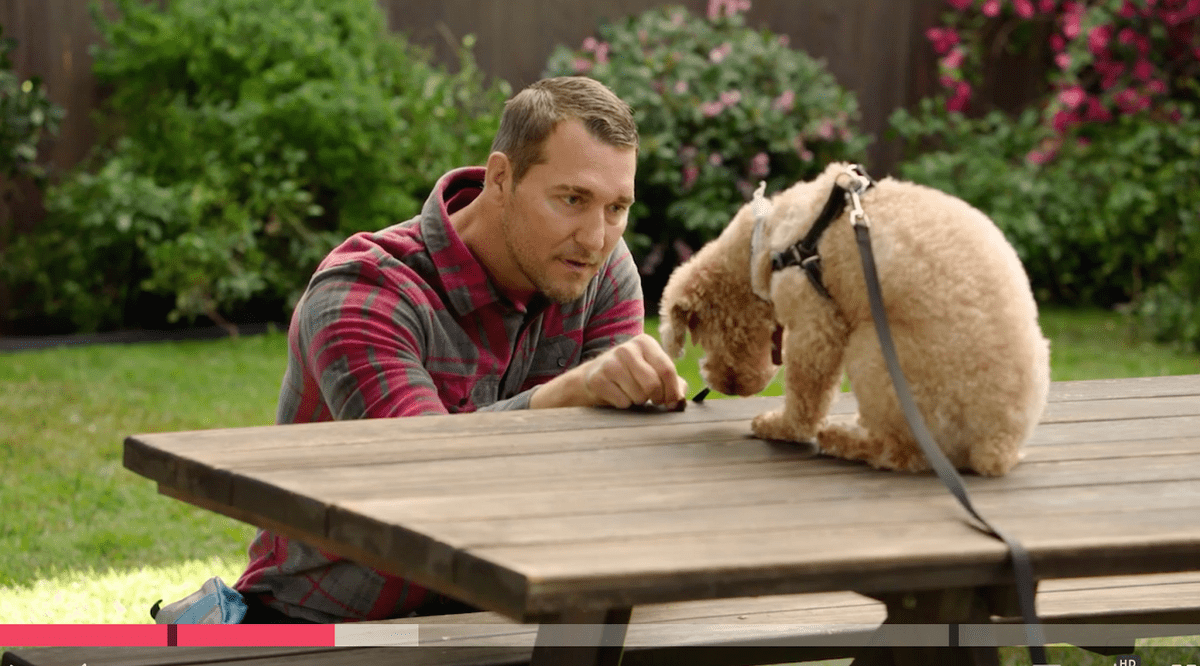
529 239 686 410
292 269 449 420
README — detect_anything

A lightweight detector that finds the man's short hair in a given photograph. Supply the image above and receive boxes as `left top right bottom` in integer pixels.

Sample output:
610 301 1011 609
491 76 638 185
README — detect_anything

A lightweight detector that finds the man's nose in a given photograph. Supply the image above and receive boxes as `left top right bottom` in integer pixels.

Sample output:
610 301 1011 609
574 211 606 253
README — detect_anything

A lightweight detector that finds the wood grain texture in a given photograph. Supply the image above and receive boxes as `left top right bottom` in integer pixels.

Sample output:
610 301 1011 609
125 375 1200 620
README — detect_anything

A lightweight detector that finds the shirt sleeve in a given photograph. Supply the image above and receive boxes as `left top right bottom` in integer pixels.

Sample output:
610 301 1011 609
581 237 645 360
293 264 448 420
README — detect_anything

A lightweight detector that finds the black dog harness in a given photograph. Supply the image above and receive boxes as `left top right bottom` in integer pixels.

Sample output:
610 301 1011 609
768 165 875 300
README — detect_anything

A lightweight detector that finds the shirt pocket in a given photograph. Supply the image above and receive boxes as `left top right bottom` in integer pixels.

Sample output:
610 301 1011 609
522 335 581 387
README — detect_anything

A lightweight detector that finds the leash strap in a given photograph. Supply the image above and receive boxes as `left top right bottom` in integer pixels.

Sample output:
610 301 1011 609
853 222 1048 664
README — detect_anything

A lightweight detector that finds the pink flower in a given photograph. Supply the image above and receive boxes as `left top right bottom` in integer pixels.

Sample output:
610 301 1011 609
1115 88 1149 113
1088 25 1112 55
1052 109 1078 133
582 36 598 52
1014 0 1035 18
1146 78 1168 95
682 164 699 190
679 145 698 162
719 90 742 106
800 149 814 161
573 58 593 73
1063 9 1082 38
707 0 725 20
1133 59 1155 81
772 89 795 112
925 27 960 55
947 0 973 9
947 81 972 112
939 74 958 88
1039 0 1056 12
1133 34 1151 56
1084 97 1112 122
1026 148 1053 165
816 118 836 139
1058 85 1085 108
709 42 733 63
749 152 770 177
709 152 723 166
1050 34 1065 51
942 46 965 69
1119 1 1137 18
982 0 1001 17
700 100 724 117
1055 52 1072 70
673 239 694 263
1169 108 1183 123
674 80 689 94
594 42 610 64
638 29 649 43
778 34 790 47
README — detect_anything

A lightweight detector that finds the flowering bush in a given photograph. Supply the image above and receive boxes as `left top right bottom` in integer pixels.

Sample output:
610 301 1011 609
892 0 1200 350
544 0 867 302
927 0 1199 161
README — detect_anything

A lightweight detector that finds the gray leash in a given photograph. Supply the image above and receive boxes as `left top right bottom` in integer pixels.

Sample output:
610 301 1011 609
848 172 1048 665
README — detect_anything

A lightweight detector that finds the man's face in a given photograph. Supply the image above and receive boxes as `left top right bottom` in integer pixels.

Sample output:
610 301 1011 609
499 119 636 304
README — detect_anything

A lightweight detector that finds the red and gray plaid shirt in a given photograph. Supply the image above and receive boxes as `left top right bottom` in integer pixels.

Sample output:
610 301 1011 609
233 167 644 622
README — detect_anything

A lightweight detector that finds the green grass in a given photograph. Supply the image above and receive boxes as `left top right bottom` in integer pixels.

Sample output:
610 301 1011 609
1 307 1197 642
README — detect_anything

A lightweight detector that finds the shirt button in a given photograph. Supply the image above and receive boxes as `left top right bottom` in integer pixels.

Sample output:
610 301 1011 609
557 358 566 367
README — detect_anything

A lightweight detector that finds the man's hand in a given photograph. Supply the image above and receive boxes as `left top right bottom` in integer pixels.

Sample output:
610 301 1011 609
530 334 688 409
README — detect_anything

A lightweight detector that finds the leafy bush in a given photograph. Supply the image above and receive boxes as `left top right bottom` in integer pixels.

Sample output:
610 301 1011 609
892 0 1200 350
0 24 65 197
2 0 509 332
544 0 867 301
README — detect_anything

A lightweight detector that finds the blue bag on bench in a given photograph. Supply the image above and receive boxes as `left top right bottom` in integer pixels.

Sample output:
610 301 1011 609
151 576 247 624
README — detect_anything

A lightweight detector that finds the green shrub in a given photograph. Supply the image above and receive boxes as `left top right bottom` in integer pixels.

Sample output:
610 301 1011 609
2 0 509 332
543 1 867 301
0 24 64 196
892 100 1200 307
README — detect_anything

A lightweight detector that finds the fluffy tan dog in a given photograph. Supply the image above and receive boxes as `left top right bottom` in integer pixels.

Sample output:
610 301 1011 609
659 163 1050 476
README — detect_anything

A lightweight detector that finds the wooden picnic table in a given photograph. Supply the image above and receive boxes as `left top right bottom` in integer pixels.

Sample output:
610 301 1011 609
124 374 1200 666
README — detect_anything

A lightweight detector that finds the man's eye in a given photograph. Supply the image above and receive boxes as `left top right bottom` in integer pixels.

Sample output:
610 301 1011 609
563 195 582 206
610 204 627 214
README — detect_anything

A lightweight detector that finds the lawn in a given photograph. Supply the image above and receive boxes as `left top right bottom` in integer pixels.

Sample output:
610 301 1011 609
1 307 1197 664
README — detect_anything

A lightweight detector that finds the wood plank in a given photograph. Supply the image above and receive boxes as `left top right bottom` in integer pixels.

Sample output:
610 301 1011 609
124 378 1200 466
363 478 1200 550
125 393 1200 478
323 451 1200 526
1046 374 1200 402
456 507 1200 615
210 420 1199 509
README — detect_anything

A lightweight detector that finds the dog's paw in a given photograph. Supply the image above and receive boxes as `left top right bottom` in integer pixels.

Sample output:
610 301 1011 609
752 409 813 443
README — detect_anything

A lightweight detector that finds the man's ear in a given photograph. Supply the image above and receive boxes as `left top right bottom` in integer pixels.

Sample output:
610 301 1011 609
485 152 512 200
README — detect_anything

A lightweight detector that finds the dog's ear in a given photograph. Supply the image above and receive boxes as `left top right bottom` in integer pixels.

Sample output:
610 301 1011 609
660 302 692 358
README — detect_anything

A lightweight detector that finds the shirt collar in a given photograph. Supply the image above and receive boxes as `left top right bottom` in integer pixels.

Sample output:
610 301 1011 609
421 167 538 317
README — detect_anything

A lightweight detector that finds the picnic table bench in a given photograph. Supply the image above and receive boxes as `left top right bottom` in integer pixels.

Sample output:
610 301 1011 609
5 374 1200 666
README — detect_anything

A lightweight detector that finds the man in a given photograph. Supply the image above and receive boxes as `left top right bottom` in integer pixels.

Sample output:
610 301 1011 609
232 76 687 623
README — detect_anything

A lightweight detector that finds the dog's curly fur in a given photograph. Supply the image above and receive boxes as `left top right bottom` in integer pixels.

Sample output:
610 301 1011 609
660 163 1050 476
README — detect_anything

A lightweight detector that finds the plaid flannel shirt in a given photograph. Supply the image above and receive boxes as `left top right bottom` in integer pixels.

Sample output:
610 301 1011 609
232 167 644 622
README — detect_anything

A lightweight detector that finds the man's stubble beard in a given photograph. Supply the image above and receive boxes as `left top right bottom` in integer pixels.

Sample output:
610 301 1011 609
500 199 591 305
